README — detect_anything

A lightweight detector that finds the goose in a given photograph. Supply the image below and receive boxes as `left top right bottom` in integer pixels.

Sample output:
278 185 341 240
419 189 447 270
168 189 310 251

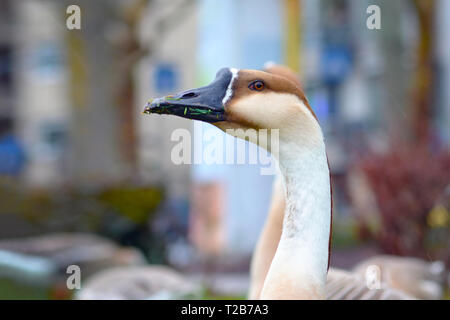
351 255 445 300
245 64 446 300
0 233 202 300
143 67 440 299
76 265 202 300
0 233 146 275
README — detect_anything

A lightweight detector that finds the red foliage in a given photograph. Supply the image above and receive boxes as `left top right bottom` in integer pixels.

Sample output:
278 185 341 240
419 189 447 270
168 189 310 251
356 146 450 264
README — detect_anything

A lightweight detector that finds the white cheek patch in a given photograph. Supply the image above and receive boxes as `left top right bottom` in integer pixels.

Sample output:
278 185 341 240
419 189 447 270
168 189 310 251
222 68 239 106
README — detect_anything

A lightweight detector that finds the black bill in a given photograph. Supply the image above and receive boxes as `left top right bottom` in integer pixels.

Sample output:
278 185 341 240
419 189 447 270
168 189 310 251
143 68 233 123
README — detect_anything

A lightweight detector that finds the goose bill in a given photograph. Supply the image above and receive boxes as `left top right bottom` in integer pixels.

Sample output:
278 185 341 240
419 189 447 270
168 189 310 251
143 97 225 123
143 68 233 123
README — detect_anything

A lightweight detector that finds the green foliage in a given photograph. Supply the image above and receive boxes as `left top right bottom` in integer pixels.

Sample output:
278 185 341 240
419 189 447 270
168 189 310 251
331 217 361 249
0 180 164 236
0 278 49 300
199 287 246 300
97 187 163 224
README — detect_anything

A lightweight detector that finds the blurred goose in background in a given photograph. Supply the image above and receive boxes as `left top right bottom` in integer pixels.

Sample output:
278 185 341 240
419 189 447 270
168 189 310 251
351 255 445 300
142 65 446 299
0 233 145 298
76 266 201 300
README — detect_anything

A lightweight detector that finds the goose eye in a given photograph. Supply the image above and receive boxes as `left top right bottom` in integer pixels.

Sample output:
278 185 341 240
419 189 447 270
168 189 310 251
249 80 265 91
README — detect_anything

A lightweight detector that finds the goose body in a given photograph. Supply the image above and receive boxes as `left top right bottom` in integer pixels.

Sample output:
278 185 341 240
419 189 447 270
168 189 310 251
143 66 444 299
248 172 418 300
248 172 442 300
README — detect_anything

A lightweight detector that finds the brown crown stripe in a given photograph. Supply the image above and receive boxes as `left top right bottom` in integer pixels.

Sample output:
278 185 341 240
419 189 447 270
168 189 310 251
263 64 304 89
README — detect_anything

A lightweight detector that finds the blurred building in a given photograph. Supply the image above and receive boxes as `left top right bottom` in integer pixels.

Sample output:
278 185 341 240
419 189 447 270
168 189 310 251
6 0 148 187
0 1 14 119
135 0 197 250
14 0 71 187
136 0 195 201
0 0 124 187
0 1 25 178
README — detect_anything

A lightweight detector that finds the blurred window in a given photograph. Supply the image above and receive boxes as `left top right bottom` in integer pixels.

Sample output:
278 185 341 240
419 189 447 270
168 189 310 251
0 117 25 176
0 0 11 13
0 45 12 92
154 63 178 94
41 123 67 155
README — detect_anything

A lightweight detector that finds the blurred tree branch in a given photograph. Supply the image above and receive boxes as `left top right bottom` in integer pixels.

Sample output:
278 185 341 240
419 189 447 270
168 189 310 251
113 0 195 179
411 0 435 146
61 0 194 183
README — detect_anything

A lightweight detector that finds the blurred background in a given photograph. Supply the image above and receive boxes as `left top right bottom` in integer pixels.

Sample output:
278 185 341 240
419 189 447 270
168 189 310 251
0 0 448 299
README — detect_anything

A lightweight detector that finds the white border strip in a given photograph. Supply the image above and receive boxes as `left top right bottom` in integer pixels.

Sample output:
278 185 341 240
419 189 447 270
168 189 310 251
222 68 239 105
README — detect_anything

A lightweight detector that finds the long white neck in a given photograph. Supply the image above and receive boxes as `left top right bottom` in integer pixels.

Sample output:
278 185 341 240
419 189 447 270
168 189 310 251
260 129 331 299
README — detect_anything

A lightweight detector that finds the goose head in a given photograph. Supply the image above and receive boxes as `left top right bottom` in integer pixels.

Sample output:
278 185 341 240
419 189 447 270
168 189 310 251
143 68 322 151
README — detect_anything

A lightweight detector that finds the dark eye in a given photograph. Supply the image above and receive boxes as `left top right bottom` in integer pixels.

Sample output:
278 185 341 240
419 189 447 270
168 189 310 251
249 80 265 91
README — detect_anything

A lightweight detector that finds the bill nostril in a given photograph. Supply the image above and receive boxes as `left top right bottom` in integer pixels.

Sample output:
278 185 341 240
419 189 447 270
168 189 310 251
180 92 198 99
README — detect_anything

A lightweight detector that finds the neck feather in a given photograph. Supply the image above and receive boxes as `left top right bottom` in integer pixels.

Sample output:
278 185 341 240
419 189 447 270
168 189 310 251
260 128 331 299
